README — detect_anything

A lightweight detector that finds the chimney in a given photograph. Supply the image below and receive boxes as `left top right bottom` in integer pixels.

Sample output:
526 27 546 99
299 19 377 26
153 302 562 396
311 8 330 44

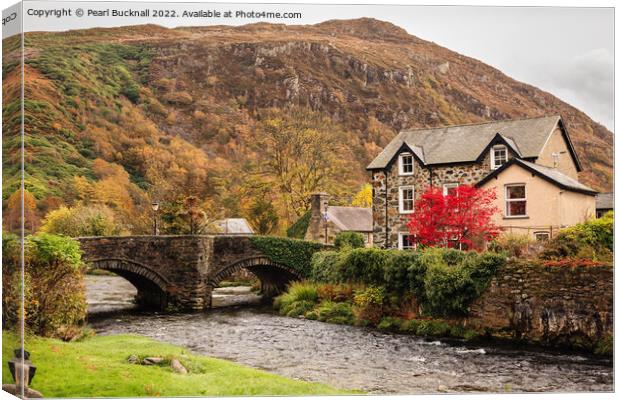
310 192 329 219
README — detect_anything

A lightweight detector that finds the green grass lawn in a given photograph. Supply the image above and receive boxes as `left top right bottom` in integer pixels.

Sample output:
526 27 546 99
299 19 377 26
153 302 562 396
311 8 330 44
2 331 356 397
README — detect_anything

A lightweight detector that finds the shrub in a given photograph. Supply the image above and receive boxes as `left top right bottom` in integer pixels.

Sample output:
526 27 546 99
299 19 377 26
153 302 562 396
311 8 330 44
316 283 356 302
415 319 451 337
397 318 419 333
424 262 472 316
2 233 87 337
377 316 404 331
316 301 355 325
541 213 613 262
488 233 534 257
334 231 365 250
353 286 386 325
310 251 342 283
338 248 392 285
273 281 319 316
385 250 418 295
420 248 505 316
283 300 316 317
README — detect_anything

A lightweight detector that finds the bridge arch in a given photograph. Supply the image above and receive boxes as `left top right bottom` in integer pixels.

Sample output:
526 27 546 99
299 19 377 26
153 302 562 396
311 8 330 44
208 256 303 300
86 258 170 309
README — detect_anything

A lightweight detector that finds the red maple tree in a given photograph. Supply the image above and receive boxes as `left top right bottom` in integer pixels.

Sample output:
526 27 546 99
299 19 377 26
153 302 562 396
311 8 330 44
407 185 501 250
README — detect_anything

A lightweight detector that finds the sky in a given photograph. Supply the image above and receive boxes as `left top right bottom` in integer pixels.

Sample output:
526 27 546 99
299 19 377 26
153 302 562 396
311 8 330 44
7 1 615 131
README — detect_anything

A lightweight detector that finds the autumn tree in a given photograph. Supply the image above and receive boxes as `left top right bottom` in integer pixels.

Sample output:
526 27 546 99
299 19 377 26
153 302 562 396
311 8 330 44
5 189 39 234
352 184 372 208
39 204 127 237
255 107 355 219
407 185 501 249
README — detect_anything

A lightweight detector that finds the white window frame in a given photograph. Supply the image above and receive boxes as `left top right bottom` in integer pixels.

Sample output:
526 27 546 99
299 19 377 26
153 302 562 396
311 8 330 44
398 152 414 176
490 145 508 170
398 186 415 214
534 231 550 242
442 182 459 196
398 233 417 250
505 184 527 217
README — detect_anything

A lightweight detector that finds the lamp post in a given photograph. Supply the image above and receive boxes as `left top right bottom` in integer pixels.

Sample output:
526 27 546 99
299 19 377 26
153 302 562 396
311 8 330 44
151 201 160 235
322 209 329 244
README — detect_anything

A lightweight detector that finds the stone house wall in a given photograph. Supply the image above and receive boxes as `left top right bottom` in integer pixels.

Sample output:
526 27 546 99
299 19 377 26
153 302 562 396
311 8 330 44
372 148 516 249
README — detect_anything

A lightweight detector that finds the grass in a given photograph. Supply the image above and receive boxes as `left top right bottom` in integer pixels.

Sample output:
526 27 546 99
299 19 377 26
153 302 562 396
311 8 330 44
2 331 355 397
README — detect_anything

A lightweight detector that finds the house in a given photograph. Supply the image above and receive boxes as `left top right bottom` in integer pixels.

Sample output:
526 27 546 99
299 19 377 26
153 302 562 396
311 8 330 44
304 193 373 246
211 218 255 235
366 115 597 249
595 193 613 218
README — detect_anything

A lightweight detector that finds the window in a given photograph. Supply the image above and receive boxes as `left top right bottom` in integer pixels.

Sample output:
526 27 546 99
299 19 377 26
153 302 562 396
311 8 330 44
534 231 550 242
399 186 415 214
443 183 459 197
505 184 527 217
399 153 414 175
398 233 417 250
491 145 508 170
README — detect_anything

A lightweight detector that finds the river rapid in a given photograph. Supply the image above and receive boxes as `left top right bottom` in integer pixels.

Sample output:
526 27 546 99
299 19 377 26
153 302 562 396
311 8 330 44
86 275 613 394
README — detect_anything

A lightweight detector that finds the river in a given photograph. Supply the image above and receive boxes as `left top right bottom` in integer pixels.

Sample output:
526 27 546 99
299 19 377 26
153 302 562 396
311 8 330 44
86 275 613 394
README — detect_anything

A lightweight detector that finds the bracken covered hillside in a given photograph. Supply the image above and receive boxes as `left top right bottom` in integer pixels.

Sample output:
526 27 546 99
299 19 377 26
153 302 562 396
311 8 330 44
2 18 613 233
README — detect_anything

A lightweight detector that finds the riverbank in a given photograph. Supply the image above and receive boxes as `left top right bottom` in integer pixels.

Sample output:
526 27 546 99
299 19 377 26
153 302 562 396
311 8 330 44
1 332 355 397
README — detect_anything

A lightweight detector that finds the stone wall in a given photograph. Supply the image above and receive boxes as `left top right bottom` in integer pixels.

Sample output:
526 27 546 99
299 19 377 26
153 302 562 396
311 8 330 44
469 260 613 349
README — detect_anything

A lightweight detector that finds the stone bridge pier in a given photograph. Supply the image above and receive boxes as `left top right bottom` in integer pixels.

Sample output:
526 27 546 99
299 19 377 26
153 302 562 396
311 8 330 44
77 235 305 311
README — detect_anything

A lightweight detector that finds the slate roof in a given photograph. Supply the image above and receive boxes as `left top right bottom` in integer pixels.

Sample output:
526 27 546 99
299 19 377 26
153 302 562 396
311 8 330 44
327 206 373 232
213 218 254 234
596 193 614 210
367 115 580 170
477 158 597 195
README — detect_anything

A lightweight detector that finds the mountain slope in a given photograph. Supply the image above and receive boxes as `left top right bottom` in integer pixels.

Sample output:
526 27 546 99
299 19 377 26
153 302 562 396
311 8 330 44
3 18 613 232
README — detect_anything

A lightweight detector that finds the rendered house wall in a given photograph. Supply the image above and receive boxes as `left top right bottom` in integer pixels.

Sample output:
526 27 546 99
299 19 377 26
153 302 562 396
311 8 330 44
479 164 596 237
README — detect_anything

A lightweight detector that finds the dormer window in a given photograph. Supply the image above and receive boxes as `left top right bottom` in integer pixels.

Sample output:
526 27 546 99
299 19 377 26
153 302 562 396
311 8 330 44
399 153 414 175
491 145 507 170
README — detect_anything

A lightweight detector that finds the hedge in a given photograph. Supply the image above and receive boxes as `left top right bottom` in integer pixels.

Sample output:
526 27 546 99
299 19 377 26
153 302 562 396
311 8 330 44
249 236 325 277
309 246 506 316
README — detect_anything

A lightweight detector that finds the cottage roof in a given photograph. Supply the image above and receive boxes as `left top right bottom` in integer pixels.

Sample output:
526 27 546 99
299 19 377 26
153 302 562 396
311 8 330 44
327 206 373 232
213 218 255 234
476 158 597 196
596 193 614 210
367 115 581 170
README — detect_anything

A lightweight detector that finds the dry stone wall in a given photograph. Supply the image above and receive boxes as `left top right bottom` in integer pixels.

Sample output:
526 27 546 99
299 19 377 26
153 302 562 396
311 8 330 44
469 261 613 349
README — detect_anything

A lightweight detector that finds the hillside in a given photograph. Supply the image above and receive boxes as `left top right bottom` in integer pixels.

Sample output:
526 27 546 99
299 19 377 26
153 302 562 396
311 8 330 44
2 18 613 233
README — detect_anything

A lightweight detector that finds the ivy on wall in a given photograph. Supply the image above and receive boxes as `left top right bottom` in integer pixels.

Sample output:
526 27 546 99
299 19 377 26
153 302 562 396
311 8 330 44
249 236 326 277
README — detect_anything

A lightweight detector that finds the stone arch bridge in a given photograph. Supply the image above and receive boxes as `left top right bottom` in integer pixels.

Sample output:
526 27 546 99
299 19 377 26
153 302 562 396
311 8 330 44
78 235 317 311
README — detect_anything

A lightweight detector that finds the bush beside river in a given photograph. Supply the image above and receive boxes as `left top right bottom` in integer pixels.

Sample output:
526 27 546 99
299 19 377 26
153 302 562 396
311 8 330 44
275 230 613 355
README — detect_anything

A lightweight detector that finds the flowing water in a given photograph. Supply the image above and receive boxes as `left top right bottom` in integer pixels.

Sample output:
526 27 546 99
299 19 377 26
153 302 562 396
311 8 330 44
86 275 613 394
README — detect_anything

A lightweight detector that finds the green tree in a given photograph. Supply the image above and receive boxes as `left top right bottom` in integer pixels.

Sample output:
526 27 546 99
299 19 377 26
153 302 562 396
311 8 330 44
3 233 87 337
247 198 279 235
160 196 216 235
